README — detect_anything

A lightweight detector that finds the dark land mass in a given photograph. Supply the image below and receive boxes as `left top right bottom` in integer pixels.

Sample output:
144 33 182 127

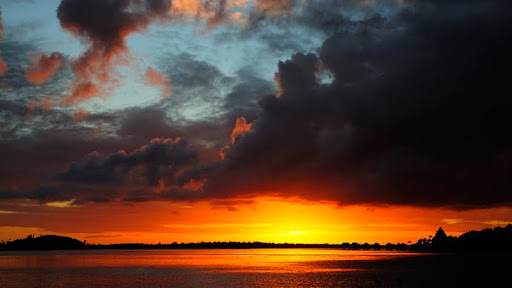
411 224 512 252
1 234 87 250
1 224 511 252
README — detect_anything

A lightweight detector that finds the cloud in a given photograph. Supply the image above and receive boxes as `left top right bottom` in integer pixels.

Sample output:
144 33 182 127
0 137 200 204
253 0 297 16
223 67 274 121
204 0 512 209
163 222 268 229
171 0 250 29
2 0 512 210
145 67 171 98
230 116 253 144
483 220 511 226
56 137 197 186
117 106 174 139
441 219 465 225
27 96 52 112
220 116 253 159
441 218 512 226
0 57 6 76
57 0 172 104
25 52 64 85
0 9 8 76
204 0 229 30
0 94 220 200
54 0 258 106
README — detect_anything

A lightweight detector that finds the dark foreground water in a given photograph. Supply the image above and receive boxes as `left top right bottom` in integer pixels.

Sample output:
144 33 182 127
0 249 507 287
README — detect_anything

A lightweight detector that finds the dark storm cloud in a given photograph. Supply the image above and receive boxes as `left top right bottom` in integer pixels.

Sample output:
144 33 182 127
0 137 200 204
56 137 197 186
56 0 170 51
2 0 511 209
0 97 219 204
0 124 119 190
0 95 165 195
206 0 512 208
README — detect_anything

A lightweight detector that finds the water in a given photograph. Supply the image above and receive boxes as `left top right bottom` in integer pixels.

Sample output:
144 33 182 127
0 249 507 287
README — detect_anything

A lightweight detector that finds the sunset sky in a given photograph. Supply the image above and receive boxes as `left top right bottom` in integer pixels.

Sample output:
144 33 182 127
0 0 511 245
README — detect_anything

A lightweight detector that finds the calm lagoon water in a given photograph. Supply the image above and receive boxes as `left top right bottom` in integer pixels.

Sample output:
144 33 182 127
0 249 507 287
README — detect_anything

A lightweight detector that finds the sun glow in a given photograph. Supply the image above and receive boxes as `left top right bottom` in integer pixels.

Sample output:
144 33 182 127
1 197 511 245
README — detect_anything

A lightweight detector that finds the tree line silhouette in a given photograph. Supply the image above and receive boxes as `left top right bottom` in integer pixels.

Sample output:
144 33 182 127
1 224 510 251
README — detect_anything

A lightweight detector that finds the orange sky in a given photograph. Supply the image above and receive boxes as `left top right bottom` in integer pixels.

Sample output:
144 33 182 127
1 198 510 244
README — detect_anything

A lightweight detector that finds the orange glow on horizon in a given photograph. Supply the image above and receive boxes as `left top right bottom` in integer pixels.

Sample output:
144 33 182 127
1 197 510 245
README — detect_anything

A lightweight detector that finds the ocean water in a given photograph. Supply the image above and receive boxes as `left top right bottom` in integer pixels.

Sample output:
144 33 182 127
0 249 507 287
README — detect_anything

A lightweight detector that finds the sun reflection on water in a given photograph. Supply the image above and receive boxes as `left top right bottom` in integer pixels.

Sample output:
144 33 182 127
0 248 417 272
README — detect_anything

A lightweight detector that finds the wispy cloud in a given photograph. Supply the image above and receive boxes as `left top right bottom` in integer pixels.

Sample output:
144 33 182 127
441 219 466 225
164 223 272 229
441 219 511 226
0 210 18 214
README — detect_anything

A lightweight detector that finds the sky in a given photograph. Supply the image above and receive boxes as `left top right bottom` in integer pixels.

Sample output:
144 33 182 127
0 0 511 245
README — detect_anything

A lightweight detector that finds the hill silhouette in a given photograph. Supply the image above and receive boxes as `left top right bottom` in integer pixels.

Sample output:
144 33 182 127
1 235 86 250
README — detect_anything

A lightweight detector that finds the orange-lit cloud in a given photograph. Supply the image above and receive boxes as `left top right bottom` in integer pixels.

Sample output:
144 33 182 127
274 72 283 98
220 146 230 160
231 116 253 144
253 0 296 16
145 67 171 98
231 11 244 20
27 96 52 112
72 109 87 122
0 9 7 76
172 0 250 28
0 56 6 76
230 11 247 25
220 117 253 159
172 0 201 15
183 178 206 190
60 36 126 104
25 52 64 85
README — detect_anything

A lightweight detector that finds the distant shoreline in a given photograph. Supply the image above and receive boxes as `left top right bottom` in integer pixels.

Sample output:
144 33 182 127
1 224 511 252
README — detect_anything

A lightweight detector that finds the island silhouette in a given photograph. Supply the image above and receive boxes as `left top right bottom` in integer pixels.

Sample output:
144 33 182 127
1 224 511 252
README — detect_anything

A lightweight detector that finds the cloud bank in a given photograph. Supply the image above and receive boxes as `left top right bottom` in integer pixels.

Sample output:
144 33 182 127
1 0 512 210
